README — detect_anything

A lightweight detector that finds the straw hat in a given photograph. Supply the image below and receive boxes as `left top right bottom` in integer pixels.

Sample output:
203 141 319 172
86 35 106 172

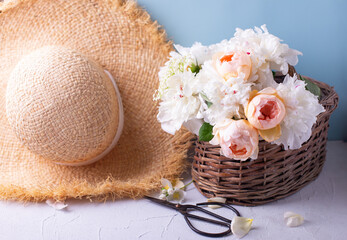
0 0 192 201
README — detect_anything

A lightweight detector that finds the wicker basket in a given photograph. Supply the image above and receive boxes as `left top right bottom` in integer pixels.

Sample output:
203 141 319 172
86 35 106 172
192 76 339 206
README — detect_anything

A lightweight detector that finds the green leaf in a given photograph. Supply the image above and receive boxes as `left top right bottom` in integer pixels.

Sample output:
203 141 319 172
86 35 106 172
200 92 213 108
199 122 214 142
189 63 201 74
300 75 321 98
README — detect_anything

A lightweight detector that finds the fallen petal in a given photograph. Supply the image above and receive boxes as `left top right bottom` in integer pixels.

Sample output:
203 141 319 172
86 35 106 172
284 212 304 227
231 216 253 239
46 199 68 210
207 197 227 209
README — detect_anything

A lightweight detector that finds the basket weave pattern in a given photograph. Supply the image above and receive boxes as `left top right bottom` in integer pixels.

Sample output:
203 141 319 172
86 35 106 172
192 78 338 206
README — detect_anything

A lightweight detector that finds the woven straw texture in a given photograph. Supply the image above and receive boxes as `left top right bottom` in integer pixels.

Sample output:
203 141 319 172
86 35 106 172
192 77 338 206
6 46 120 165
0 0 193 201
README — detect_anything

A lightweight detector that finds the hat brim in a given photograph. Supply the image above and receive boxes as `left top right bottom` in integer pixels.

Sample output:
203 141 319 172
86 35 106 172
0 0 193 201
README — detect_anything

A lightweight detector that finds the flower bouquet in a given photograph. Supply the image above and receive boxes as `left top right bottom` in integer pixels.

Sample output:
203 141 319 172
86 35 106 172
154 25 338 205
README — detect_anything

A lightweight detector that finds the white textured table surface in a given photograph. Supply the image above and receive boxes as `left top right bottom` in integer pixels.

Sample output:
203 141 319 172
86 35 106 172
0 141 346 240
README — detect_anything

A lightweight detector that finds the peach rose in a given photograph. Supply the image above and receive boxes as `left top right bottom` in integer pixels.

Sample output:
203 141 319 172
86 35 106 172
213 51 252 81
210 119 259 161
245 88 286 142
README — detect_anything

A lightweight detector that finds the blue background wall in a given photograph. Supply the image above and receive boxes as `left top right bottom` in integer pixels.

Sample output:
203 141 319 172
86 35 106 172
137 0 347 141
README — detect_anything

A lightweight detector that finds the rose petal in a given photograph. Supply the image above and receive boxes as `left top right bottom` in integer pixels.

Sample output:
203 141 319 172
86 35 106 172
258 124 281 142
246 88 286 130
258 87 278 95
207 197 227 209
231 216 253 239
248 90 259 102
284 212 304 227
214 51 252 81
217 119 259 160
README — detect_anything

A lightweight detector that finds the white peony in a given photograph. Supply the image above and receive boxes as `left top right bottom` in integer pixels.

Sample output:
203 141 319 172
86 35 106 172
182 118 204 135
274 75 325 149
197 61 253 125
175 43 212 65
157 70 201 135
154 50 195 101
233 25 302 75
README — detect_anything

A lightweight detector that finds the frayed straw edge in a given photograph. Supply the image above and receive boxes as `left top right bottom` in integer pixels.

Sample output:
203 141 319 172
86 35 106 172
0 130 194 203
114 0 173 55
0 0 173 55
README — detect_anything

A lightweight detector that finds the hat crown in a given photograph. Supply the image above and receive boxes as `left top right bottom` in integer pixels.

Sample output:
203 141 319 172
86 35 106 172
6 46 119 165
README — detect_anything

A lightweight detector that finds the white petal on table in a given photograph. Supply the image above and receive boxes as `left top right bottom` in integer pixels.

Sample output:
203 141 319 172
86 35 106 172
284 211 304 227
231 216 253 239
207 197 226 209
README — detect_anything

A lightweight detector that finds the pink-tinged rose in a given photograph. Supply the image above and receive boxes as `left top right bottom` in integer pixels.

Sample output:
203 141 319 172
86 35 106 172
246 88 286 131
213 51 252 80
210 119 259 161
